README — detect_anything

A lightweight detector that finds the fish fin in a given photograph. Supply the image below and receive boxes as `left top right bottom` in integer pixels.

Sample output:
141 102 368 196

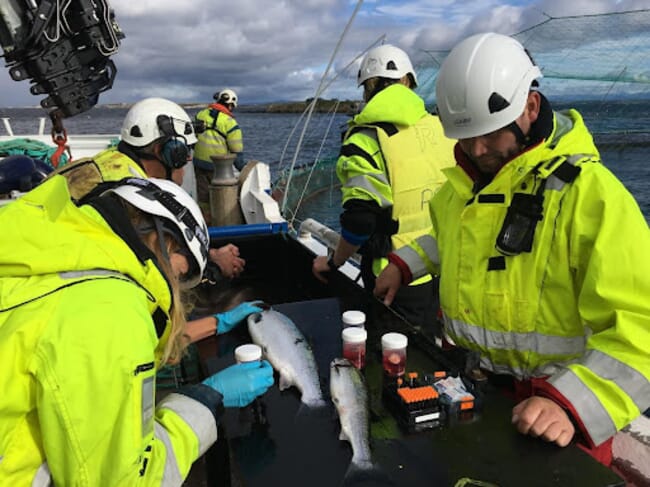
341 462 394 487
294 400 331 423
278 373 292 391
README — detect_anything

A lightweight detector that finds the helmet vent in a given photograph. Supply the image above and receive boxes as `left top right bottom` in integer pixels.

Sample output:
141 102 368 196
386 60 397 71
488 92 510 114
130 125 143 137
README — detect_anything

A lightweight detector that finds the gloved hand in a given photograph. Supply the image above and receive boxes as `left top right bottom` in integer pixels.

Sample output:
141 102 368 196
203 360 274 408
214 301 264 334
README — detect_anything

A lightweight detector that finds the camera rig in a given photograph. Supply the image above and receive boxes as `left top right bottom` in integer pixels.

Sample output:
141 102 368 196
0 0 124 119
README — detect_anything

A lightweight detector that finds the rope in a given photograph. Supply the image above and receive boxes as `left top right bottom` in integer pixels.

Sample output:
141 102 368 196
280 0 365 216
0 138 69 167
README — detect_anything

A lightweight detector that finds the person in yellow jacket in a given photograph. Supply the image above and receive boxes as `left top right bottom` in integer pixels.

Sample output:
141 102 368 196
0 176 273 486
193 88 245 224
375 32 650 464
312 44 456 336
53 96 247 283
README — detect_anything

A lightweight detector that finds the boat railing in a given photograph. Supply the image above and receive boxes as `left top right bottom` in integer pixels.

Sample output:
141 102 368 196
297 218 363 285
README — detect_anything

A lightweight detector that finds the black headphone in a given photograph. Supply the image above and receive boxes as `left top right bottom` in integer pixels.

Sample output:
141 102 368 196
156 114 191 169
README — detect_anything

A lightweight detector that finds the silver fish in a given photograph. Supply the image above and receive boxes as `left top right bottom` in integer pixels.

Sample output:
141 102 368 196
330 357 374 471
247 309 325 407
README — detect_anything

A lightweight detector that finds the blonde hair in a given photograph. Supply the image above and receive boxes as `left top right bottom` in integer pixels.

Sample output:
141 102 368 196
126 203 194 365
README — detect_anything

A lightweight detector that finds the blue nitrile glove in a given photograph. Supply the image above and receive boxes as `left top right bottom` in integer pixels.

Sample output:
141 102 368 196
202 360 274 408
214 301 264 334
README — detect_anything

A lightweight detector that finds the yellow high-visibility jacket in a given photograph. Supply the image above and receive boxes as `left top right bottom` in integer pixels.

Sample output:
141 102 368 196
393 108 650 446
193 104 243 164
337 83 455 280
0 177 219 486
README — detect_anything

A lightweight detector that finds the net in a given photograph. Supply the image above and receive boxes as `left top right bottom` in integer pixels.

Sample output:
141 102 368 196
414 9 650 106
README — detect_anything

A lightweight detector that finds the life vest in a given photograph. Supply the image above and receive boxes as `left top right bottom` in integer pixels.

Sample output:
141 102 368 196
344 115 455 281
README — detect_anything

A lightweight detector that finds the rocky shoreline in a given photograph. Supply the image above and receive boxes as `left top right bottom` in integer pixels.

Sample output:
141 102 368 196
101 99 361 115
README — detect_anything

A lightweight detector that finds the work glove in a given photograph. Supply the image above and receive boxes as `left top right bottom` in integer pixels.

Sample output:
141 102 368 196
214 301 264 335
203 360 274 408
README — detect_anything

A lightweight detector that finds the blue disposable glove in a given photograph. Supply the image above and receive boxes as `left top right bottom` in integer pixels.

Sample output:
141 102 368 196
214 301 264 334
203 360 274 408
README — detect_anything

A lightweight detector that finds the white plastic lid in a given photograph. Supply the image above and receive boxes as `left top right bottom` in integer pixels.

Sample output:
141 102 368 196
342 310 366 326
381 332 408 350
342 327 367 343
235 343 262 362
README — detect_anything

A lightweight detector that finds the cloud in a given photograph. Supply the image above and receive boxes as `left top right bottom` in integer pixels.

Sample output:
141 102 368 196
0 0 648 111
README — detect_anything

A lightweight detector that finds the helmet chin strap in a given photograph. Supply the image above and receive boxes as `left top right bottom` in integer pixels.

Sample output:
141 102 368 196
152 216 172 268
506 120 529 147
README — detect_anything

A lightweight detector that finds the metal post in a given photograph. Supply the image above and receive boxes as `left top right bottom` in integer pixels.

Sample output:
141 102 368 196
209 154 244 226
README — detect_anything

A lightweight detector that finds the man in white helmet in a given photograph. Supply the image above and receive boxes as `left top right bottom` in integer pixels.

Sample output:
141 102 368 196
312 43 456 337
193 88 245 225
374 32 650 464
51 96 247 282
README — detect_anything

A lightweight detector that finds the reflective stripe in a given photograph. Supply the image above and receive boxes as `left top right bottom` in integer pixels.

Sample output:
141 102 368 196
548 367 617 445
59 269 128 280
414 235 439 264
31 462 52 487
158 393 218 456
582 349 650 411
394 245 429 280
545 173 567 191
153 423 183 487
444 315 586 357
477 354 567 378
196 133 228 151
343 174 391 207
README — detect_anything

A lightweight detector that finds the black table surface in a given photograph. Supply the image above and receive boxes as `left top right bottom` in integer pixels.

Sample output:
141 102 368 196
204 297 624 487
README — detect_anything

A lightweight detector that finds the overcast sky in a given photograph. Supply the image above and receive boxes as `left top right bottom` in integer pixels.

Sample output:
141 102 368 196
1 0 649 108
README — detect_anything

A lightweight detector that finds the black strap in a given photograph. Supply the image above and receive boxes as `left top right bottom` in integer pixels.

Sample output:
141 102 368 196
478 194 506 204
151 307 169 338
339 143 379 169
340 121 398 173
488 256 506 271
347 122 398 138
552 160 581 183
85 194 157 265
86 194 172 339
208 110 229 140
372 122 398 136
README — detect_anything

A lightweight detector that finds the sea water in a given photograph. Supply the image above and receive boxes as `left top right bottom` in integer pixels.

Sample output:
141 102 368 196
1 100 649 229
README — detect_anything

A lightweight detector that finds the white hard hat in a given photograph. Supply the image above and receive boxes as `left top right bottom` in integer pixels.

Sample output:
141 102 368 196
108 177 209 288
121 97 198 148
215 89 238 107
435 32 542 139
357 44 418 87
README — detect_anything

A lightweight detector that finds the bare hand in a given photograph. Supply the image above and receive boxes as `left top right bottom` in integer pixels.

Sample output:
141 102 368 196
312 255 331 283
373 263 402 306
512 396 575 447
209 244 245 279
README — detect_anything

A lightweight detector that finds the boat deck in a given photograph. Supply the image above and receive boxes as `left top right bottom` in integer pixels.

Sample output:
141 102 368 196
188 232 624 487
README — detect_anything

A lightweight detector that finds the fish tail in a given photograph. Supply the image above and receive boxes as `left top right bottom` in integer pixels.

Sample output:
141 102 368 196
341 461 394 487
294 399 331 423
